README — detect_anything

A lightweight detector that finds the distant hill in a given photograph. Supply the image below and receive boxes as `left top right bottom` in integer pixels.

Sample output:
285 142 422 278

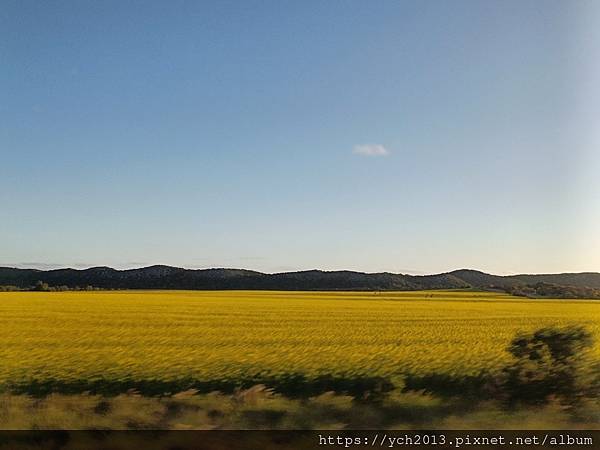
1 266 600 296
508 272 600 289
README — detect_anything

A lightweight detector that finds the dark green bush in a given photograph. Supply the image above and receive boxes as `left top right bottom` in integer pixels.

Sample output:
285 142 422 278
501 326 598 406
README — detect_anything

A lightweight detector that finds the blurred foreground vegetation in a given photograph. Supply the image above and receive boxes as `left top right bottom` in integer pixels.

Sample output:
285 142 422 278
0 387 598 430
1 325 598 430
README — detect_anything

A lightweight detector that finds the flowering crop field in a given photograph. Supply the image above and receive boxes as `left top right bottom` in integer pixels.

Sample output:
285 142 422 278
0 290 598 391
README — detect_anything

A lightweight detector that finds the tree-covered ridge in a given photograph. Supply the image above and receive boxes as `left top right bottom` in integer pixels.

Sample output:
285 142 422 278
1 266 600 298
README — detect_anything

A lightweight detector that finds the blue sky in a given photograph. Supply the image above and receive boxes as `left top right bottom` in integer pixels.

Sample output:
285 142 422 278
2 0 599 274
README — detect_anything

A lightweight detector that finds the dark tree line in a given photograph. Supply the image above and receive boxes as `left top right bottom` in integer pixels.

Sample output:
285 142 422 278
0 281 104 292
491 282 600 299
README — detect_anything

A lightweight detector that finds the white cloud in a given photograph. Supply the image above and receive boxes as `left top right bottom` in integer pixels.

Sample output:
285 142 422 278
352 144 390 157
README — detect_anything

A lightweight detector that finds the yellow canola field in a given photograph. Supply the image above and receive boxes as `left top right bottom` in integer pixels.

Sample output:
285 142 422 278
0 290 598 384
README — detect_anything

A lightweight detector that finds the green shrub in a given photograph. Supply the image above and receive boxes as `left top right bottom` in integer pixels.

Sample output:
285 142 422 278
501 326 598 406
